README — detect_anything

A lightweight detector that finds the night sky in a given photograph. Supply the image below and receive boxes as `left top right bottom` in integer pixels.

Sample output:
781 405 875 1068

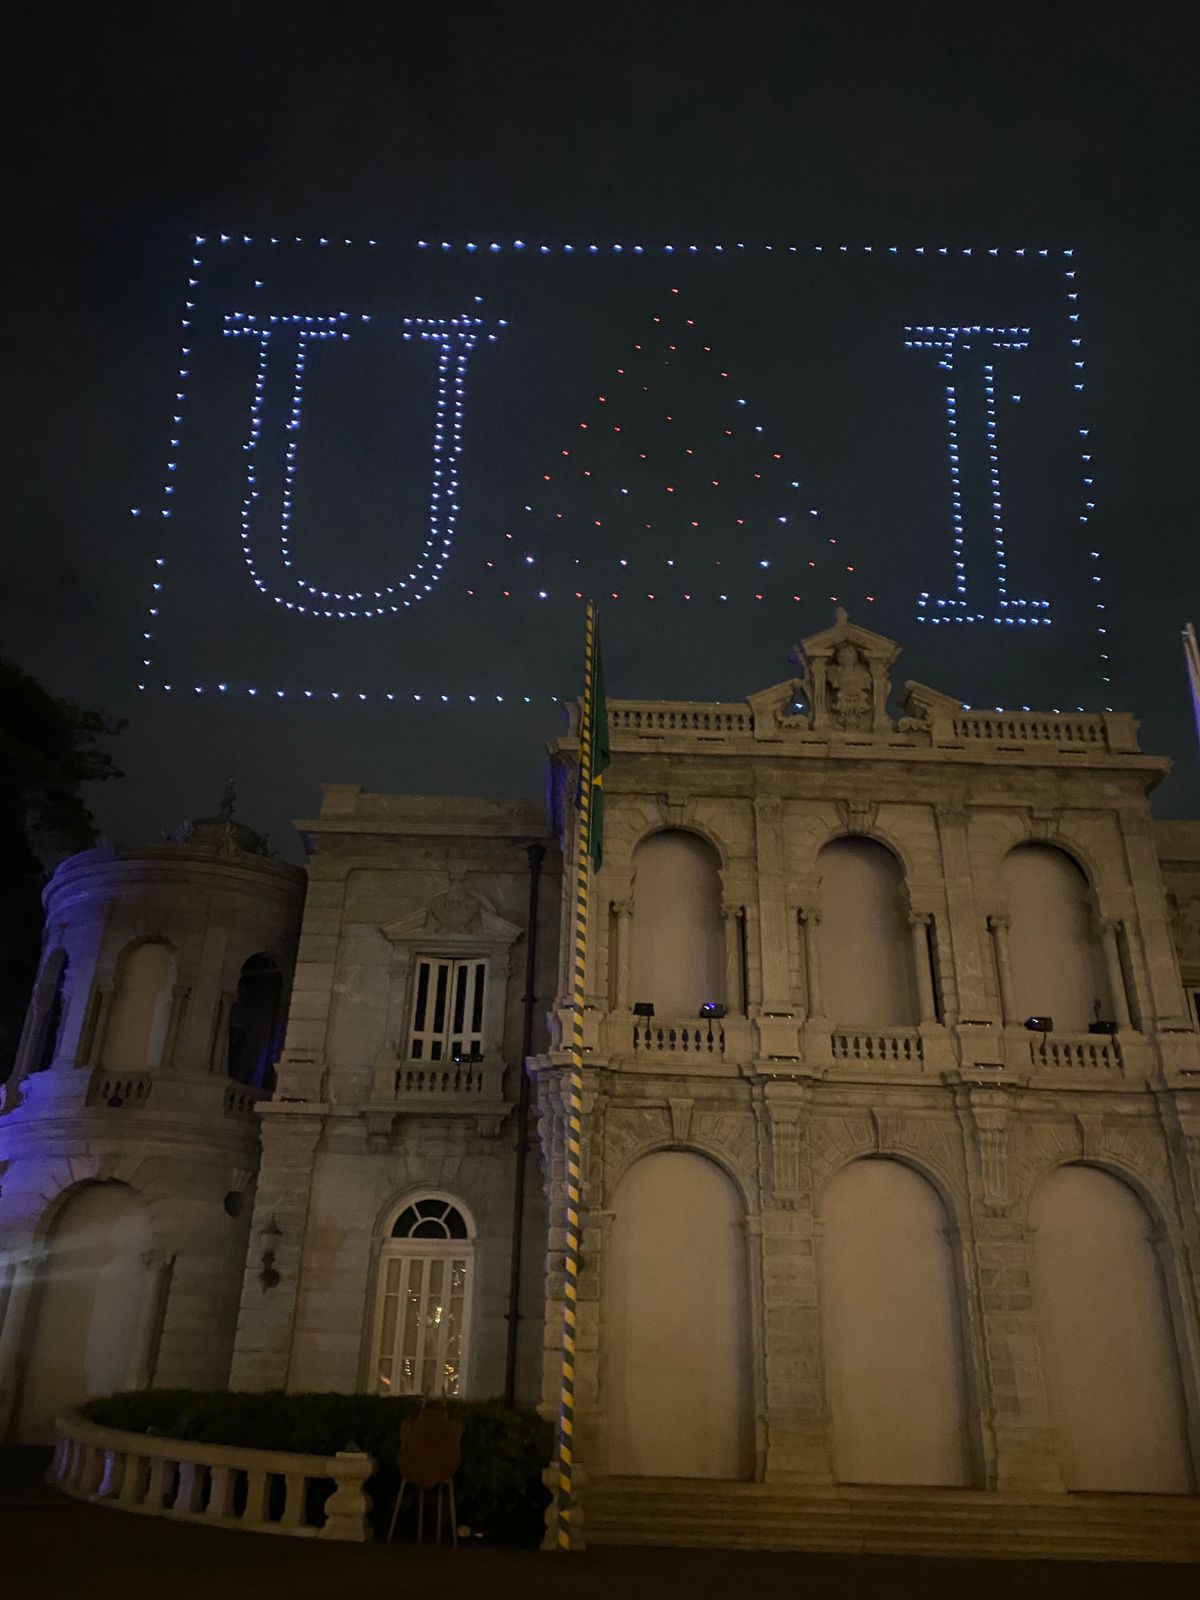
7 5 1198 863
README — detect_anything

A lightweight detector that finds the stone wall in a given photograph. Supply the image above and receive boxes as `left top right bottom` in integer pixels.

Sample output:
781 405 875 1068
230 787 561 1405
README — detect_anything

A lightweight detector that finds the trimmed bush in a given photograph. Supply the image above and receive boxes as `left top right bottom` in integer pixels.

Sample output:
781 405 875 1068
79 1390 553 1547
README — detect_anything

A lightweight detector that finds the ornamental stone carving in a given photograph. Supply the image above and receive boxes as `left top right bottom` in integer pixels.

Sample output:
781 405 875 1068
603 1106 671 1191
379 888 522 946
691 1110 759 1192
788 610 901 737
809 1114 878 1189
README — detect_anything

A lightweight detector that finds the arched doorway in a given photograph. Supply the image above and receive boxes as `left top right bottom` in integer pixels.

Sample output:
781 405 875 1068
1029 1165 1192 1491
819 1158 973 1485
17 1183 153 1444
816 837 919 1025
604 1150 753 1478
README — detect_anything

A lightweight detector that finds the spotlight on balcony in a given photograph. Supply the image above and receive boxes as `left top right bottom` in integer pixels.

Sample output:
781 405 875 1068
699 1002 726 1019
1024 1016 1053 1032
632 1001 655 1018
452 1049 483 1064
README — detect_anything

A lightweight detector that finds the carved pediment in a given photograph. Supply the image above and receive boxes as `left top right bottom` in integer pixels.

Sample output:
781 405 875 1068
787 609 901 736
380 888 523 946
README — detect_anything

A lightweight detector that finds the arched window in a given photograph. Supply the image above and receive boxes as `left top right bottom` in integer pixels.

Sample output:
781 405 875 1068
371 1197 474 1398
816 837 919 1026
1029 1166 1191 1491
628 830 725 1016
228 953 285 1090
102 941 177 1069
1001 844 1111 1031
32 950 69 1073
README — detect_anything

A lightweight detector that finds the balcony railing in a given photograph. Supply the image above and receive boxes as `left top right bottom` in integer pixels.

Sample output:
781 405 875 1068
393 1060 500 1098
632 1020 727 1055
831 1029 925 1066
85 1070 153 1109
1029 1032 1121 1074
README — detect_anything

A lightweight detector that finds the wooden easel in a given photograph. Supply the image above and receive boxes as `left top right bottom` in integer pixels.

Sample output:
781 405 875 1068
386 1401 463 1548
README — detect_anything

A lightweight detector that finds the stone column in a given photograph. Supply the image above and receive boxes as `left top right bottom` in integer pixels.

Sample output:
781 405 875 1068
1118 810 1192 1026
987 915 1016 1024
936 806 988 1017
753 795 792 1010
799 911 824 1019
1097 917 1132 1029
229 1106 324 1391
610 900 632 1011
722 903 744 1014
954 1085 1065 1492
77 984 112 1067
756 1079 833 1483
208 991 237 1074
909 913 936 1023
161 986 192 1069
128 1252 176 1389
175 923 228 1072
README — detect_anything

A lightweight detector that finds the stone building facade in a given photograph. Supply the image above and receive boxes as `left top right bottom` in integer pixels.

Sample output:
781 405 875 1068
2 617 1199 1548
533 616 1200 1519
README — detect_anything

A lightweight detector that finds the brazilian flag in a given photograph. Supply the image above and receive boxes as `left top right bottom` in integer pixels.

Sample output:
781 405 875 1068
582 614 611 870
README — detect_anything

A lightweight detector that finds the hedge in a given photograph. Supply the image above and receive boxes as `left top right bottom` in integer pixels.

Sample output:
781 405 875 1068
79 1390 553 1546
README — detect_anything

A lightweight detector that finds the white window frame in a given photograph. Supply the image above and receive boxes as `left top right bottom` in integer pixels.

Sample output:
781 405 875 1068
369 1196 475 1398
407 955 488 1063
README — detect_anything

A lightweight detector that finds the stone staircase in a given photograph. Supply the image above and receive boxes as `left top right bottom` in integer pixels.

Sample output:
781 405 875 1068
583 1477 1200 1562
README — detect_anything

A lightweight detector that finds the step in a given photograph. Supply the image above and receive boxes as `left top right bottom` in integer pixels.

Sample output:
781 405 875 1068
582 1479 1200 1562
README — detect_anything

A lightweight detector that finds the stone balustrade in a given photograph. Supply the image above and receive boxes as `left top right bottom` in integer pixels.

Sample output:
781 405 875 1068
561 694 1142 757
1028 1032 1122 1075
49 1410 375 1541
85 1070 153 1109
608 701 752 736
632 1019 728 1056
830 1029 925 1066
950 712 1107 747
393 1059 503 1100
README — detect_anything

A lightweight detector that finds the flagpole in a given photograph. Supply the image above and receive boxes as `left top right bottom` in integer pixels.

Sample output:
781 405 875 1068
553 597 597 1551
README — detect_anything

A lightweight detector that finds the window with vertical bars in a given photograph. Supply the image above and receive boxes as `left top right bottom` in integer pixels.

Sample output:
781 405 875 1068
407 957 487 1062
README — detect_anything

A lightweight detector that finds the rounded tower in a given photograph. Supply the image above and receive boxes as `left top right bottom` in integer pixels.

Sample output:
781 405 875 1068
0 807 304 1442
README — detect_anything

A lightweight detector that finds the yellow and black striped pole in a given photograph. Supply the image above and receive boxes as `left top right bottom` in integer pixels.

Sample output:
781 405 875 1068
554 598 597 1551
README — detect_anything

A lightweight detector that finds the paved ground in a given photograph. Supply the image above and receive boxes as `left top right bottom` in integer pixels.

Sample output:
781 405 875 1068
2 1452 1196 1600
